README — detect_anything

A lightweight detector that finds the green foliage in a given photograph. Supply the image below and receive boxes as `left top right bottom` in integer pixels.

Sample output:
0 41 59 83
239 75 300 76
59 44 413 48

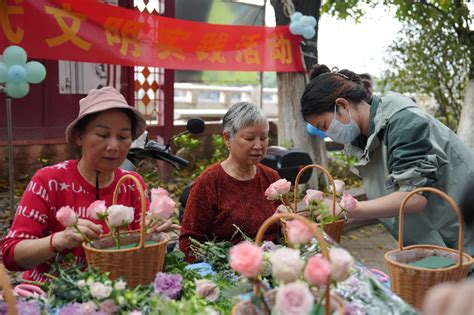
38 157 50 167
380 9 469 130
322 0 472 131
327 151 362 189
173 134 200 152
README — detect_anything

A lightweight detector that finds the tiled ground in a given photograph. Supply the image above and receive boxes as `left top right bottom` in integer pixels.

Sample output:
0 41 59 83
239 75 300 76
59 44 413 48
341 221 398 274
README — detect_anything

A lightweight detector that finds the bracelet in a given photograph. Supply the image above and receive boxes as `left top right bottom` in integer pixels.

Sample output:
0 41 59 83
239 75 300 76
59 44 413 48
49 232 59 254
343 211 349 222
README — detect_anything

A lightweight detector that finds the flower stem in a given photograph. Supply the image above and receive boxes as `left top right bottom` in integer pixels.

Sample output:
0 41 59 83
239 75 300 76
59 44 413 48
280 196 294 213
116 227 121 249
104 220 119 245
73 225 91 243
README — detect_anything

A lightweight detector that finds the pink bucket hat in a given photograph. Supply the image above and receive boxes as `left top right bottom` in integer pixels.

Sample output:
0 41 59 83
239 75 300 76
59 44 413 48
65 86 146 144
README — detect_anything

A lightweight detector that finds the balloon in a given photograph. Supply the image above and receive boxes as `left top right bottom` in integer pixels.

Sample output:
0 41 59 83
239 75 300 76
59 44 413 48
301 16 309 26
3 45 27 66
302 27 316 39
306 123 327 138
25 61 46 84
306 16 317 27
289 22 303 35
290 11 303 22
6 81 30 98
7 65 27 82
0 63 8 83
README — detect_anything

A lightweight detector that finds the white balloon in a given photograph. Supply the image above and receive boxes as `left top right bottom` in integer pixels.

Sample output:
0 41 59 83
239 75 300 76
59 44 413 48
302 27 316 40
290 11 303 22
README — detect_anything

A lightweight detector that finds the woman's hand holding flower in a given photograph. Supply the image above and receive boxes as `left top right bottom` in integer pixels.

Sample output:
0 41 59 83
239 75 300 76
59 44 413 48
146 187 177 233
53 218 103 251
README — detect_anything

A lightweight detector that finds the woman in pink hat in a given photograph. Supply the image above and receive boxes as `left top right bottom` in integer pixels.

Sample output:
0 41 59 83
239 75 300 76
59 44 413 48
1 86 177 283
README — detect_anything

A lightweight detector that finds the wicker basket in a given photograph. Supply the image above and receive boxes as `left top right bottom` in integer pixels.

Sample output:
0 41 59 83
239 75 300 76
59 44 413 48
384 187 473 309
0 264 16 315
232 213 345 315
83 174 169 288
281 164 345 243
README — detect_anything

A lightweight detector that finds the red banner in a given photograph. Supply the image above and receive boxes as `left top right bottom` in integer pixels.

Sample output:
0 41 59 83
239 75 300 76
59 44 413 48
0 0 304 72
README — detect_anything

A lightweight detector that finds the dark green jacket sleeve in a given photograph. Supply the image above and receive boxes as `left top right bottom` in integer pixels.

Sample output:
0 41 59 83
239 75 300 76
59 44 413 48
383 109 447 191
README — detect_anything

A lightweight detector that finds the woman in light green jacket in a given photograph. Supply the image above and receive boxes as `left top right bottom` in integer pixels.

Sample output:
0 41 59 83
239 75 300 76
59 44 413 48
300 64 474 268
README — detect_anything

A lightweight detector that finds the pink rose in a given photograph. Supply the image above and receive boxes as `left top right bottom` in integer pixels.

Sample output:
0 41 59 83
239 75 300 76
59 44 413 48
340 193 358 212
87 200 107 220
107 205 135 227
151 187 170 198
304 255 331 286
149 194 175 220
265 179 291 200
275 281 314 315
330 180 345 196
286 220 313 244
195 279 220 302
56 206 77 227
303 189 324 206
229 241 263 278
100 299 116 314
329 248 354 281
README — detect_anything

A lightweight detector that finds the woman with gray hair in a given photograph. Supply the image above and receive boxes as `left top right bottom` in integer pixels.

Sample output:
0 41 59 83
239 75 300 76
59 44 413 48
179 102 281 262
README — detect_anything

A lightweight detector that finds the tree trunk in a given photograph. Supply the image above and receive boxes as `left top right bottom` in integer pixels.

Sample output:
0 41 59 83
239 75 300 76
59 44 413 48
276 73 328 188
457 31 474 149
457 80 474 149
271 0 327 188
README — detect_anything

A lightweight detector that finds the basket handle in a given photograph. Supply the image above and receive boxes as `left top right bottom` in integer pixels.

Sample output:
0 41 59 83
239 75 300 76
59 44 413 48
0 265 17 315
294 164 337 216
112 174 147 248
255 213 331 315
398 187 465 268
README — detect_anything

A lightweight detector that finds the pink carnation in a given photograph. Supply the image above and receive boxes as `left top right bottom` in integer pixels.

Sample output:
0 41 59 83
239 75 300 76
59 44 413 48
303 189 324 206
286 220 313 244
340 193 358 212
229 241 263 278
87 200 107 220
304 255 331 286
56 206 77 227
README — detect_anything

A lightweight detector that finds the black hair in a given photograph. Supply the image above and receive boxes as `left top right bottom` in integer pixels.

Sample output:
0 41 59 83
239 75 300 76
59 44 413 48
300 64 367 120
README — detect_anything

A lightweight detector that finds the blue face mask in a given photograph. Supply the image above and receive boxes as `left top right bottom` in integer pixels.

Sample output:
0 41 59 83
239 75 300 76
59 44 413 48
326 106 360 144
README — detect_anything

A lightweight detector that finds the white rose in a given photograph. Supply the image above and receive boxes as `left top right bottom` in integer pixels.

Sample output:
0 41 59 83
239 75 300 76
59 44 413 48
107 205 135 227
77 279 86 288
114 279 126 290
269 248 304 283
330 180 346 196
329 248 354 281
195 279 220 302
89 282 113 299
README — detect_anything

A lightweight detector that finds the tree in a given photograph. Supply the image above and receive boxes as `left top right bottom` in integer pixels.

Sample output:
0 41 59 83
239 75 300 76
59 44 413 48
270 0 329 188
323 0 474 147
381 20 468 130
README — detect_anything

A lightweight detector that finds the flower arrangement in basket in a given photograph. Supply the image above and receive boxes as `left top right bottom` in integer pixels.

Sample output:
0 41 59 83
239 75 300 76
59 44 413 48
230 213 355 315
81 174 173 288
384 187 473 309
265 164 358 243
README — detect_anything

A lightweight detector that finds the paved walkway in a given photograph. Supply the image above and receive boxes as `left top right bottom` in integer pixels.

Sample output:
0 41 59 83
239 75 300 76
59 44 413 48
341 221 398 274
